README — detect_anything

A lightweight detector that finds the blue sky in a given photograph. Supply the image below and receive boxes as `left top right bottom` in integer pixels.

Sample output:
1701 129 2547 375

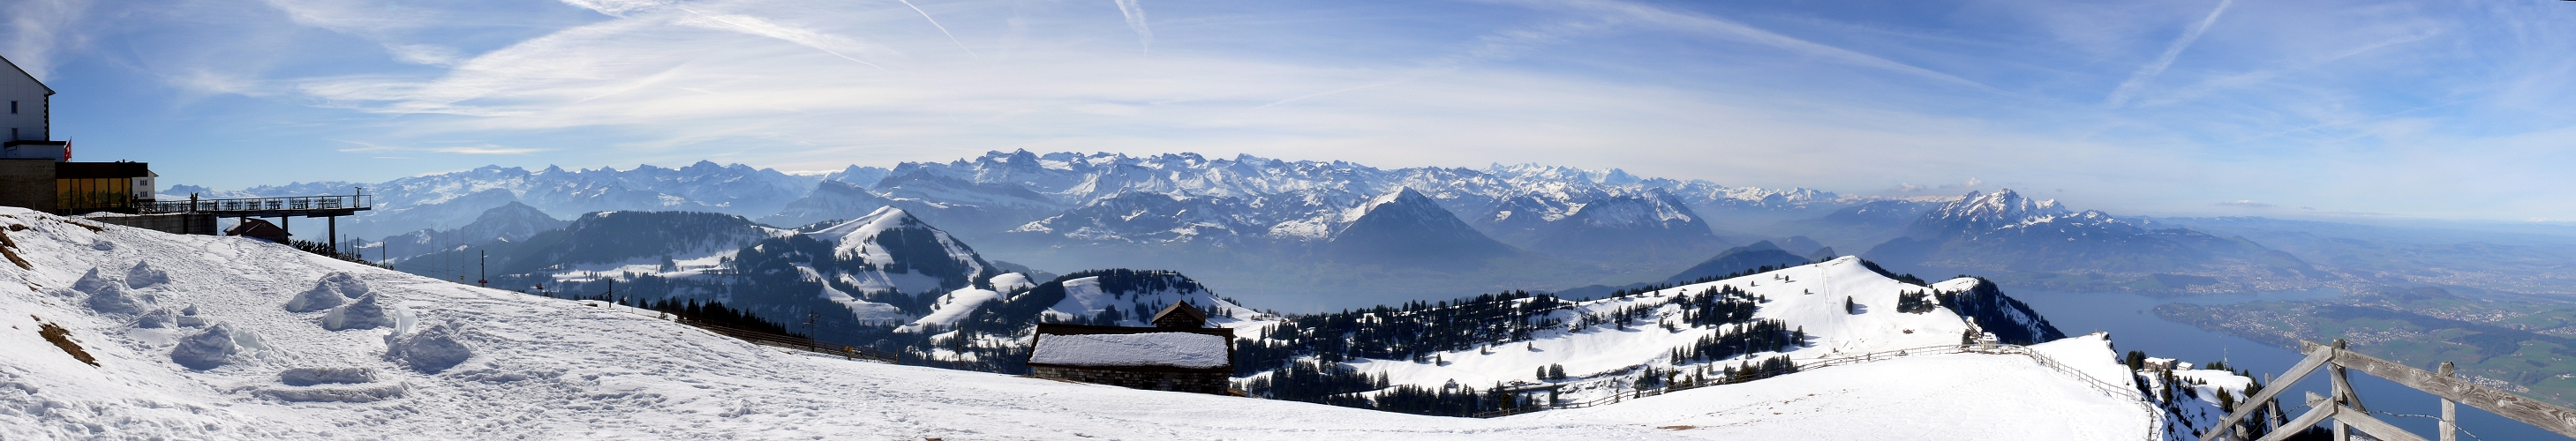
4 0 2571 222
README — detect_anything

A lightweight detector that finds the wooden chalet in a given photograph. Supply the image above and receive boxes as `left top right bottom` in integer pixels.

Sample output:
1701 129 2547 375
225 218 290 243
1027 302 1236 395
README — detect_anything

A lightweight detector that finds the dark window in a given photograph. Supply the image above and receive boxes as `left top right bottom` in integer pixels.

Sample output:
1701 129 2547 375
9 101 16 114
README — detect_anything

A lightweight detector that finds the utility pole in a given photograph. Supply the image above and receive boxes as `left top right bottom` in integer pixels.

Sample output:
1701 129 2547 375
478 250 487 288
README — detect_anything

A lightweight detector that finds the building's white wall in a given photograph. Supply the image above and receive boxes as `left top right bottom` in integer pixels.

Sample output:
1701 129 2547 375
0 60 49 142
132 174 157 201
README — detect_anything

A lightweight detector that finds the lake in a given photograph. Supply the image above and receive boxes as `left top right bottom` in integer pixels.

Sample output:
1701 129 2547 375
2008 288 2564 440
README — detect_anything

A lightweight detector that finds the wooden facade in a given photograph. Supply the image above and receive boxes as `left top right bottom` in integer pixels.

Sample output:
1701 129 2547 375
1027 303 1237 395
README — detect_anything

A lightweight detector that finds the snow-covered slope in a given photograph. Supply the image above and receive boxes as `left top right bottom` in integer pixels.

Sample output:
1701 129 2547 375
906 269 1268 337
0 207 2219 439
1517 334 2152 440
1239 257 2068 407
802 206 1002 295
0 207 1704 440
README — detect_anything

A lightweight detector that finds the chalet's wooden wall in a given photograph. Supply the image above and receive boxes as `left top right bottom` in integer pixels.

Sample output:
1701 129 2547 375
1032 366 1231 395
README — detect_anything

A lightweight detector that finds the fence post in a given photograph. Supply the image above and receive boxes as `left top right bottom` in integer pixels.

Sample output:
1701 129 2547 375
2438 362 2456 441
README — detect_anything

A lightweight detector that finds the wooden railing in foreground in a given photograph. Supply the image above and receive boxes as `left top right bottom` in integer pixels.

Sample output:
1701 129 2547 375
677 319 902 363
2200 339 2576 441
576 300 900 363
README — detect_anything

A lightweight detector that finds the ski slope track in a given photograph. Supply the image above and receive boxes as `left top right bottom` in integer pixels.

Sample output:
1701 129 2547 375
0 207 2210 439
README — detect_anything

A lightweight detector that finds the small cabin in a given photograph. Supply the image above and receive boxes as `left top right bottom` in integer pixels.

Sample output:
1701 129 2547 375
1026 302 1235 395
225 218 290 243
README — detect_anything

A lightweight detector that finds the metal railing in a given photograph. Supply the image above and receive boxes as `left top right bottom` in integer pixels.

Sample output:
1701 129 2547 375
140 195 372 213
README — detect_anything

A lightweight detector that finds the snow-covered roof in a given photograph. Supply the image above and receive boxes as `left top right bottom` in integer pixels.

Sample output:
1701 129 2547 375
1029 332 1229 369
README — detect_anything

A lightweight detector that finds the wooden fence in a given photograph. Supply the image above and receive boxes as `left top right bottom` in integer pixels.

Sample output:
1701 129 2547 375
2200 340 2576 441
577 300 901 363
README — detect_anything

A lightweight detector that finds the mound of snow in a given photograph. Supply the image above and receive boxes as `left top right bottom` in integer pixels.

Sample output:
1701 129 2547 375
282 280 349 313
126 261 171 288
383 320 473 373
171 322 263 370
73 268 155 315
321 292 397 331
318 272 369 298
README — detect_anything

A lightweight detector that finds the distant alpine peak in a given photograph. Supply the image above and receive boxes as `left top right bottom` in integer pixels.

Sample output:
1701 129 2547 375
1353 187 1435 218
813 206 923 242
1931 189 2070 225
1485 162 1644 185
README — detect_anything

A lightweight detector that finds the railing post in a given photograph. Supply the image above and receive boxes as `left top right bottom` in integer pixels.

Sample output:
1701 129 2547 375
2439 362 2457 441
2328 340 2355 441
2264 373 2283 434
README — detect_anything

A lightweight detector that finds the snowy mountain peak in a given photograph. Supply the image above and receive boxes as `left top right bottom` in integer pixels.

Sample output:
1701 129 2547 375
1943 189 2067 220
1350 187 1436 221
1325 187 1517 265
800 206 998 295
1559 189 1699 228
1908 189 2079 237
1484 163 1644 186
813 207 930 253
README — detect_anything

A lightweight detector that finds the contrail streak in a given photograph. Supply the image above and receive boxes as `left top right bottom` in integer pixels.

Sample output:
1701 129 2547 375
1112 0 1152 55
2106 0 2234 107
894 0 980 60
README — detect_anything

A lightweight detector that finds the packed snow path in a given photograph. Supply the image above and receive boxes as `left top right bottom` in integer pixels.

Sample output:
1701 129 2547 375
0 208 2160 439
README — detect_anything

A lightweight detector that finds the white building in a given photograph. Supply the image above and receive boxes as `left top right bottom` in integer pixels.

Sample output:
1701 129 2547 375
1 55 63 160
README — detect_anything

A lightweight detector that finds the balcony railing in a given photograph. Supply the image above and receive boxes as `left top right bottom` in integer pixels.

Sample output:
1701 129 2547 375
139 195 373 214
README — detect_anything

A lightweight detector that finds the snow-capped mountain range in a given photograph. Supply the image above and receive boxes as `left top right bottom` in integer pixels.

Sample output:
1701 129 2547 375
192 161 821 240
202 153 2340 303
199 151 1860 255
193 151 1894 306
